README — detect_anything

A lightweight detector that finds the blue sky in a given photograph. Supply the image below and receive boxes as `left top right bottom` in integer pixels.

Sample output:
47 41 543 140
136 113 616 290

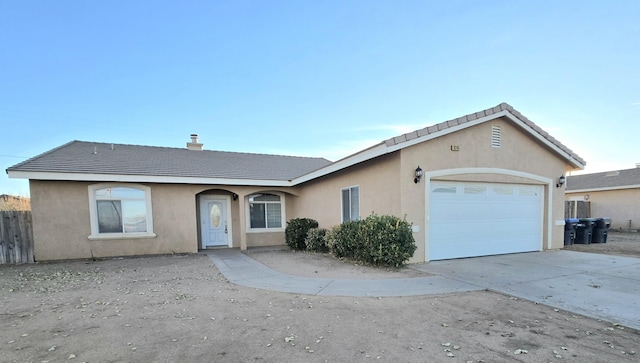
1 1 639 196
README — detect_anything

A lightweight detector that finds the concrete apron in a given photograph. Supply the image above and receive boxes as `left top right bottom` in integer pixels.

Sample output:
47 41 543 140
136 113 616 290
208 249 640 330
411 251 640 331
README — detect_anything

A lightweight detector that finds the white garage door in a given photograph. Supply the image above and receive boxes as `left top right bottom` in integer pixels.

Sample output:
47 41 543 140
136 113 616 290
429 181 543 260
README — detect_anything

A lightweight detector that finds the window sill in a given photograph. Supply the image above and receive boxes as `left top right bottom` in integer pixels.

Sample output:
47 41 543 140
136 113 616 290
247 229 285 234
88 233 157 241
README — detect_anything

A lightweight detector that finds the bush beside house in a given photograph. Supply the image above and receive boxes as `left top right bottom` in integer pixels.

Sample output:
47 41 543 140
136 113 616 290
285 218 319 250
287 214 417 268
304 228 329 252
357 214 417 268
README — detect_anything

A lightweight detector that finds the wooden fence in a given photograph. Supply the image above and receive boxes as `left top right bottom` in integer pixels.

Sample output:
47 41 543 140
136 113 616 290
0 211 34 264
564 201 591 219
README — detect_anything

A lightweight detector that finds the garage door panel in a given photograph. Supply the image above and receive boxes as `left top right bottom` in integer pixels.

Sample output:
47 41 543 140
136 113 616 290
435 221 535 242
429 181 543 261
430 233 541 260
435 237 535 259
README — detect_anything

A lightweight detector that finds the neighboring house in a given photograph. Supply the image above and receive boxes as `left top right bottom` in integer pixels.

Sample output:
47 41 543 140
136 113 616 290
566 167 640 230
0 194 30 211
6 103 585 262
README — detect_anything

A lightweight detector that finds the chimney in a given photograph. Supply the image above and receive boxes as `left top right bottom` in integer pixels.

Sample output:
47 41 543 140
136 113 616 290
187 133 203 151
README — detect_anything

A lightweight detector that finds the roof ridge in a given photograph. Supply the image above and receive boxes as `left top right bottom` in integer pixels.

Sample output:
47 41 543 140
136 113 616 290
71 140 330 162
7 139 333 182
383 102 585 168
502 104 585 166
385 103 510 146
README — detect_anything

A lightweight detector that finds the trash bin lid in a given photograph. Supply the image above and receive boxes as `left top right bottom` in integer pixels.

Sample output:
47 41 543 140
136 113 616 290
594 218 607 227
565 218 579 223
579 218 597 226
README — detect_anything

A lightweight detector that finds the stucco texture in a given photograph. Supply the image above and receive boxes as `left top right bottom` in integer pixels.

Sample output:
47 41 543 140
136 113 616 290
291 152 401 229
29 181 294 261
566 189 640 230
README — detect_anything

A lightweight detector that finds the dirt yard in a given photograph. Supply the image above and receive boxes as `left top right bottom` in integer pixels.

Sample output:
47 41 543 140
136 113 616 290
565 231 640 258
1 234 639 362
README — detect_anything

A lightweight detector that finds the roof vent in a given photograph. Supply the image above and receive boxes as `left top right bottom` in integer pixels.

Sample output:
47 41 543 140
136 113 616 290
636 163 640 168
605 171 620 177
187 134 203 151
491 125 501 148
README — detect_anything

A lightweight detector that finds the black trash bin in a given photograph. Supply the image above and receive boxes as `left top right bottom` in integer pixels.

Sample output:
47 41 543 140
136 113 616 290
576 218 597 244
592 217 610 243
564 218 579 245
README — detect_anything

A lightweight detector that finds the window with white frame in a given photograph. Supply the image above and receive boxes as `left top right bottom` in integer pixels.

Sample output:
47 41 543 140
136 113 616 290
88 184 154 239
248 193 284 230
341 186 360 222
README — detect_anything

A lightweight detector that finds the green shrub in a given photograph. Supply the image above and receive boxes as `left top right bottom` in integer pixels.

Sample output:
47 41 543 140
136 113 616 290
327 220 361 259
305 228 329 252
359 214 416 268
329 214 416 268
285 218 319 250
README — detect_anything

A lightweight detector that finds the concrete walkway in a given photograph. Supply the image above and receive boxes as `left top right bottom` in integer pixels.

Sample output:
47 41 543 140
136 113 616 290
207 249 479 297
207 249 640 330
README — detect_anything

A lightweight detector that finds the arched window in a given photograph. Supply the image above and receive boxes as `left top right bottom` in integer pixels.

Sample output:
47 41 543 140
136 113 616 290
248 193 284 230
88 184 155 239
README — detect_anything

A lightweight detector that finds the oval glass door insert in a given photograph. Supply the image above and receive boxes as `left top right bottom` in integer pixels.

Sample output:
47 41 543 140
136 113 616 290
210 204 221 228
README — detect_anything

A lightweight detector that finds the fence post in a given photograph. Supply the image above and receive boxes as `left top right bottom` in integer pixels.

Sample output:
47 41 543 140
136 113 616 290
0 213 7 264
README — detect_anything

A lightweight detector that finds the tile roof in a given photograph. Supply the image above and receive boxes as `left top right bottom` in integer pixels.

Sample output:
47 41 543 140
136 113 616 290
383 102 586 167
7 103 586 185
566 167 640 191
7 141 332 182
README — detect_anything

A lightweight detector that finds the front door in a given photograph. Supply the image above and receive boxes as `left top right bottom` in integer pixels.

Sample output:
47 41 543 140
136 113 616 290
200 195 231 248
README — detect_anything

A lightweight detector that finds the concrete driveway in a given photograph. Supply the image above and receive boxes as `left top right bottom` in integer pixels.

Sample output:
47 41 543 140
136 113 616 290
209 249 640 330
411 250 640 330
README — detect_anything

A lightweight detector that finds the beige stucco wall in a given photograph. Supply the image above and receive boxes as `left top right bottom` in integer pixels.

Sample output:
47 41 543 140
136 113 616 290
246 232 286 246
291 152 401 229
30 180 94 260
566 189 640 230
29 181 294 261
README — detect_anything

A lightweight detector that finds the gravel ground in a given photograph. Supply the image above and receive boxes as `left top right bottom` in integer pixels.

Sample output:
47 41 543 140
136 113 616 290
1 234 639 362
